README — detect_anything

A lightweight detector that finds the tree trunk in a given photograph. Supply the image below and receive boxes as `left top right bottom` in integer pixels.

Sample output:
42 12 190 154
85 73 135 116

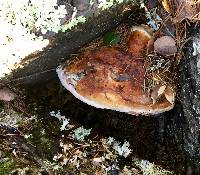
1 2 140 86
162 24 200 172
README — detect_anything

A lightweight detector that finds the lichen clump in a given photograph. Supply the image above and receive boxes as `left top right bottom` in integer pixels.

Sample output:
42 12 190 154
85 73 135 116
98 0 131 10
0 0 86 78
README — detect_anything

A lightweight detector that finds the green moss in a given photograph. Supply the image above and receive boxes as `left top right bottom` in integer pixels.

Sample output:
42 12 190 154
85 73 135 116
0 159 16 175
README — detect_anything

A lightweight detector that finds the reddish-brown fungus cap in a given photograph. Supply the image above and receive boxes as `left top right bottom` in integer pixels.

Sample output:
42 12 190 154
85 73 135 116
128 26 152 57
57 26 175 115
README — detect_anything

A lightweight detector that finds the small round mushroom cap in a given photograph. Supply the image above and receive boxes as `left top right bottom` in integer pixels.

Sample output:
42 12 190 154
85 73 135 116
0 87 16 102
154 36 177 56
128 26 152 57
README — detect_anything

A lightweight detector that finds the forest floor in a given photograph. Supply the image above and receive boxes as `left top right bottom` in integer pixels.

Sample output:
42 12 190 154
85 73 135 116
0 22 186 175
0 79 182 175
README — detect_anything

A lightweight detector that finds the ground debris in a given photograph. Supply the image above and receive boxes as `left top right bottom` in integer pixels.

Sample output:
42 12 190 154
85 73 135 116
172 0 200 22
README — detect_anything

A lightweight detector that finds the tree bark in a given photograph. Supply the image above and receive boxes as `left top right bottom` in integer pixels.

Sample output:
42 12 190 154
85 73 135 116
1 2 140 86
161 24 200 172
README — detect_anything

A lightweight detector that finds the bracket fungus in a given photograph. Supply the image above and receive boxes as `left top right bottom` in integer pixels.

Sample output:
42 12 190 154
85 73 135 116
57 26 175 115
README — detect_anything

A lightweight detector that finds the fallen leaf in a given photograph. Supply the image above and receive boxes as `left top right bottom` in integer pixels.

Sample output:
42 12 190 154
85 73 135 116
173 0 200 22
103 31 121 46
161 0 171 13
92 157 105 166
164 86 175 104
63 143 73 154
158 85 166 96
151 85 166 104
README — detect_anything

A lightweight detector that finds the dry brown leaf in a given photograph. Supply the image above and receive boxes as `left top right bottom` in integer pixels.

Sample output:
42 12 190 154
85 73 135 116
162 0 171 13
63 144 73 154
151 85 166 104
158 85 166 96
164 86 175 104
173 0 200 22
92 157 104 166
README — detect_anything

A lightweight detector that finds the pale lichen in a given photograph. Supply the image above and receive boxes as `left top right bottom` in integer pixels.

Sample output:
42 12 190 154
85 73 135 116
192 36 200 73
0 0 86 79
50 110 70 131
72 126 92 141
98 0 134 10
133 159 174 175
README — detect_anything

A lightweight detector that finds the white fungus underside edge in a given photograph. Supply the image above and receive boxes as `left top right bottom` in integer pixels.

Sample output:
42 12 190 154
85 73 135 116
56 66 174 115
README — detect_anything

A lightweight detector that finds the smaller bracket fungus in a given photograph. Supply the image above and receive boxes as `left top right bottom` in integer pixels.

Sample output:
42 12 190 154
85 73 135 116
57 26 175 115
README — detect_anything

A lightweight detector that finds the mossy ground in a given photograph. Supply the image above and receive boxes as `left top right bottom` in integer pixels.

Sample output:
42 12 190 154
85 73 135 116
0 80 178 174
0 74 185 175
0 159 16 175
